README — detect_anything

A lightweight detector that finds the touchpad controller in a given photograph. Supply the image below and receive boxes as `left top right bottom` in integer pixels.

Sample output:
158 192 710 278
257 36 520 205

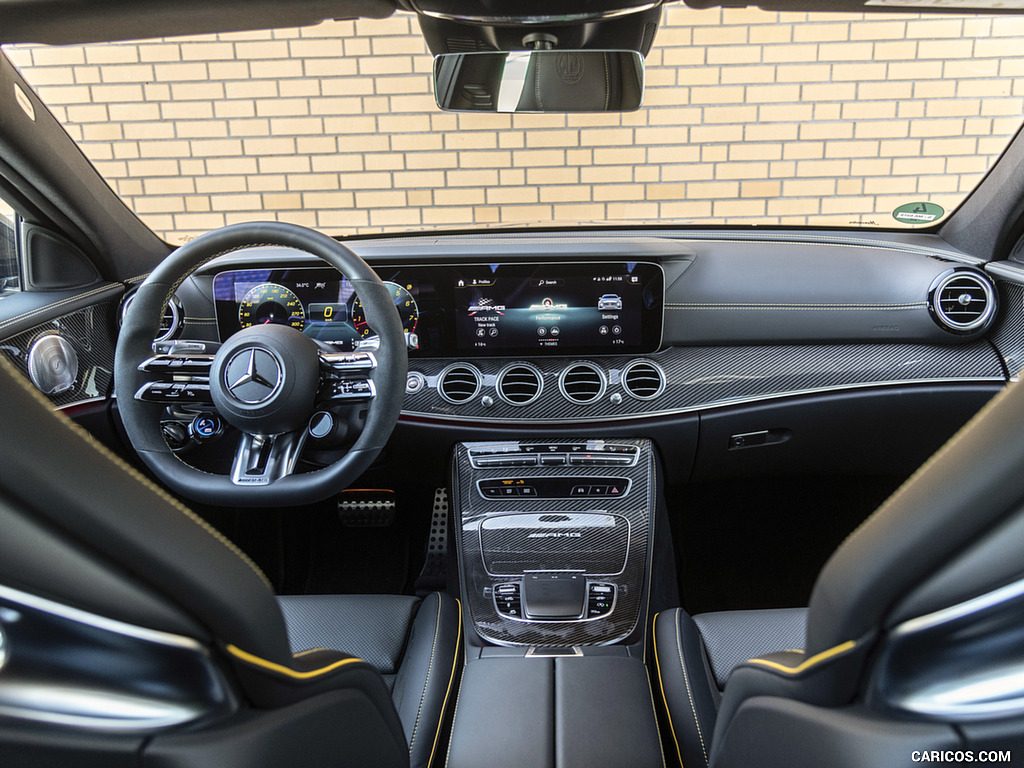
521 573 587 620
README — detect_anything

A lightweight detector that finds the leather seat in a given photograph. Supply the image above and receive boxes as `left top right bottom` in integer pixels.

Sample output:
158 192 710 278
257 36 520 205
0 355 461 768
654 378 1024 767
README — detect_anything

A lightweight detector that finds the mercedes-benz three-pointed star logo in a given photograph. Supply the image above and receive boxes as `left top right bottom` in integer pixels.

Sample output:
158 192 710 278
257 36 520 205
224 348 282 404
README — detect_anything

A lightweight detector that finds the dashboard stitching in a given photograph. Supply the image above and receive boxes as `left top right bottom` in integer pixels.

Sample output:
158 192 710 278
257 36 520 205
0 283 120 336
665 303 927 311
354 232 975 262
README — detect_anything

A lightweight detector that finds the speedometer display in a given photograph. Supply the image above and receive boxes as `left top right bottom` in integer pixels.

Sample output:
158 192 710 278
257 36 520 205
350 281 419 339
238 283 305 330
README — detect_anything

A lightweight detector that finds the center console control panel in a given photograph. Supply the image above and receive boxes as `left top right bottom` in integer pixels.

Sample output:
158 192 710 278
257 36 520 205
492 579 617 621
469 441 639 469
477 477 630 500
453 438 655 647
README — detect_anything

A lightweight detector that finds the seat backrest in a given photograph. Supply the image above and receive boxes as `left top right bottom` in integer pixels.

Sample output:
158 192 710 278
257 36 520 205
710 379 1024 766
0 355 292 663
807 379 1024 657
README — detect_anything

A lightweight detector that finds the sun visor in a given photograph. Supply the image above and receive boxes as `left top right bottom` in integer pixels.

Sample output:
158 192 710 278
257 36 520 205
0 0 399 45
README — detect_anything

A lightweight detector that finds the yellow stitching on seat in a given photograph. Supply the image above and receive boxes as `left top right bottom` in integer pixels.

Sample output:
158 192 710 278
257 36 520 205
408 593 442 754
426 597 462 768
227 643 363 679
652 613 682 768
643 664 668 768
443 665 468 768
293 647 331 658
745 640 856 675
674 610 709 765
0 355 274 592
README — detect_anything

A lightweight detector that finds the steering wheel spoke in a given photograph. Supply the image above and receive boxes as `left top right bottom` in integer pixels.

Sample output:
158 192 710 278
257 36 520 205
318 350 377 404
231 430 308 486
135 350 215 405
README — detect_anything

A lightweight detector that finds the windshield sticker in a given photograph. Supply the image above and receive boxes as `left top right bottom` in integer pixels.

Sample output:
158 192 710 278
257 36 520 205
13 84 35 121
867 0 1024 7
893 202 944 224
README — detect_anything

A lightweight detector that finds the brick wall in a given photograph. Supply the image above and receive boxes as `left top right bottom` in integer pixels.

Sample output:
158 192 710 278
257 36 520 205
6 7 1024 242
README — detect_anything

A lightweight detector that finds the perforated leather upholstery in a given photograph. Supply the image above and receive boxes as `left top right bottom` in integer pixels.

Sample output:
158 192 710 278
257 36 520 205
693 608 807 690
655 607 805 767
279 594 420 676
277 592 462 768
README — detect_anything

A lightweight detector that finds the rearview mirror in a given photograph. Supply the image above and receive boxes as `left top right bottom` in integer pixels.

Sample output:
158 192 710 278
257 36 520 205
433 50 644 113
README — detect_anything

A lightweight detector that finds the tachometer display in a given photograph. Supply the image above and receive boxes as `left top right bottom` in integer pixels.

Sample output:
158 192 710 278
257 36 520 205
238 283 305 330
351 281 419 339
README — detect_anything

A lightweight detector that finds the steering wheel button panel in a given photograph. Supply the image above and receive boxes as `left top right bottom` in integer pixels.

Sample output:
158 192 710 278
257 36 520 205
139 354 215 375
328 379 375 401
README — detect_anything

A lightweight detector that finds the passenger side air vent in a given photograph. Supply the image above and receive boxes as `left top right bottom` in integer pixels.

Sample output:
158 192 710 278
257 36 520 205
559 362 606 405
120 290 182 342
929 270 996 334
437 363 482 404
622 360 665 401
496 363 543 406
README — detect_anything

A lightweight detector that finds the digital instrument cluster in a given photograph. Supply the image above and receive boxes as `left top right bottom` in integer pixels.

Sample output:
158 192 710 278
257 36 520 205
212 262 664 356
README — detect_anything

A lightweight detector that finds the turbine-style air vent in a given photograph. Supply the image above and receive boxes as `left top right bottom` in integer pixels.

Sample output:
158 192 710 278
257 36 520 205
930 271 996 334
622 360 665 401
120 290 182 342
559 362 606 405
496 363 543 406
437 363 481 404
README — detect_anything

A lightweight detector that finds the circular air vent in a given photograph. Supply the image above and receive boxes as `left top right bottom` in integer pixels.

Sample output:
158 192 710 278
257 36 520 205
496 363 543 406
558 362 606 404
437 363 482 405
120 290 183 342
929 270 996 334
622 360 666 401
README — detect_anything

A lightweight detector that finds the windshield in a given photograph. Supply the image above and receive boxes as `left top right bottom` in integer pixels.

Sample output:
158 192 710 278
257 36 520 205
5 7 1024 243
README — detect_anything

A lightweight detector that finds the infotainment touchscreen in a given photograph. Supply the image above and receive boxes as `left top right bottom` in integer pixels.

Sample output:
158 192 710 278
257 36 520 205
451 262 663 356
212 261 663 357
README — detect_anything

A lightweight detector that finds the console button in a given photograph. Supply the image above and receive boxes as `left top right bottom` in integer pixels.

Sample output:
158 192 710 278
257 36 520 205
474 455 537 467
572 485 589 497
494 582 523 618
586 582 616 618
539 454 567 466
520 486 537 497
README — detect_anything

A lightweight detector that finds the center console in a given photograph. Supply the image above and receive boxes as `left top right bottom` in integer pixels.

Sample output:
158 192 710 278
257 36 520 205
446 438 664 768
453 438 656 647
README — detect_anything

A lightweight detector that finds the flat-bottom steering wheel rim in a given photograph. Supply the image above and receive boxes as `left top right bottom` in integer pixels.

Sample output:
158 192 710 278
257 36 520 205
115 221 407 507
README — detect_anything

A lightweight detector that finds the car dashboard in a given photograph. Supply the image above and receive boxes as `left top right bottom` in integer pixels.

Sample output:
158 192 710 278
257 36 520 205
147 229 1009 430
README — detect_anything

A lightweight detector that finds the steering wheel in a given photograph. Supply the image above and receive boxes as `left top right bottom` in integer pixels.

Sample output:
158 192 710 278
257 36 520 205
115 222 407 507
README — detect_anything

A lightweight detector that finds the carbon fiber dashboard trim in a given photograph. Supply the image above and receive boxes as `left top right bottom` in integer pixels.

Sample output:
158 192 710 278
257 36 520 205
403 342 1004 423
0 302 117 408
991 280 1024 379
453 439 655 647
